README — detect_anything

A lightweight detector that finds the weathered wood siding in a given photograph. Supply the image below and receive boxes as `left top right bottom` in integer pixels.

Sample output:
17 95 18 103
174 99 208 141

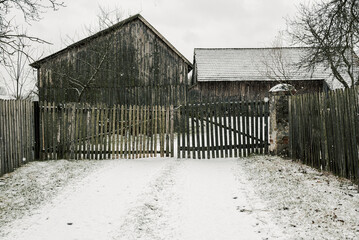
189 80 326 101
38 19 190 106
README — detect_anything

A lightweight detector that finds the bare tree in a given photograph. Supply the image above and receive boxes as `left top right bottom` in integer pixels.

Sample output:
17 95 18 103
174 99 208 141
0 37 38 99
287 0 359 88
259 33 302 84
0 0 64 65
53 6 126 102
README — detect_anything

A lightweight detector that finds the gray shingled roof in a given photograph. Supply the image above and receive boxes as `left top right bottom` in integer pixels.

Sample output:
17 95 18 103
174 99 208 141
194 48 349 89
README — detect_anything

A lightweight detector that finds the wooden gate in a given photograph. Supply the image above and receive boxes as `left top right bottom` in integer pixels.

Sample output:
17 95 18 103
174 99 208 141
40 102 174 160
177 100 269 159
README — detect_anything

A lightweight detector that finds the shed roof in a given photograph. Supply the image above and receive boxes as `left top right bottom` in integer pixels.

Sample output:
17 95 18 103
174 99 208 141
193 48 352 88
31 14 192 70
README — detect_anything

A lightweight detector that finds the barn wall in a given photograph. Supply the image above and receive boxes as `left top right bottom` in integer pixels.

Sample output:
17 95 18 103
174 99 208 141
38 19 189 106
189 80 325 102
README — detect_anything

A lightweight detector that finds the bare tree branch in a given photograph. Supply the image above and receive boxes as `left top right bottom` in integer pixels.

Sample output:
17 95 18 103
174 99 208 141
287 0 359 88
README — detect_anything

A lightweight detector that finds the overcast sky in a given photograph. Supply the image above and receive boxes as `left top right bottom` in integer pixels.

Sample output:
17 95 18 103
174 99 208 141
27 0 305 62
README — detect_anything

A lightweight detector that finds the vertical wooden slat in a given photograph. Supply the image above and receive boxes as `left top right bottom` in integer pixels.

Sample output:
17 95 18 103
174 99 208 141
128 105 133 159
205 103 210 159
170 105 174 158
214 101 220 158
165 105 170 157
250 101 255 154
160 106 165 157
124 105 128 159
259 101 264 154
264 100 269 154
107 106 113 159
120 105 124 158
181 104 185 158
254 101 259 154
210 103 215 159
185 103 190 158
228 102 233 158
146 106 151 158
200 103 205 159
217 102 223 158
135 105 140 158
233 102 238 158
154 105 158 157
177 105 182 158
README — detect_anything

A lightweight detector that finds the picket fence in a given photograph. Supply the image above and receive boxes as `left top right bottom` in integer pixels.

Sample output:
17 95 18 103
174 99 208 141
289 87 359 183
0 100 35 176
40 102 175 160
177 100 269 159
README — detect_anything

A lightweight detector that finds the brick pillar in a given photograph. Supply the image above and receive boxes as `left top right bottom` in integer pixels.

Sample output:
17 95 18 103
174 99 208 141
269 84 296 156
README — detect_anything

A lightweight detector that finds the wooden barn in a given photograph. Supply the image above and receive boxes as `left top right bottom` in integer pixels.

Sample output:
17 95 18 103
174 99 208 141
30 14 192 106
190 48 344 101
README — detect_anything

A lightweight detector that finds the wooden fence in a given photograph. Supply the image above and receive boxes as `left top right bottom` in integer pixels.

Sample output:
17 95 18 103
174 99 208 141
177 100 269 159
40 102 174 160
289 87 359 184
0 100 35 176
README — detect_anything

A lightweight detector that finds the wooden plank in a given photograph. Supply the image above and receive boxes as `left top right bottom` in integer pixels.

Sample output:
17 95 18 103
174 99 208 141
109 106 114 159
210 103 215 159
233 102 238 158
177 105 182 158
170 105 174 158
185 103 190 158
223 102 229 158
124 105 128 159
166 105 170 157
205 103 210 159
136 105 140 158
181 104 186 158
129 105 133 159
200 103 205 159
214 101 220 158
141 106 146 158
119 105 124 158
244 101 249 157
238 101 243 157
218 102 224 158
228 102 233 158
254 101 259 154
251 101 255 154
188 104 194 158
78 104 84 160
0 101 3 175
195 103 201 159
264 100 269 154
154 105 158 157
259 101 264 155
150 105 155 157
160 106 165 157
146 106 150 158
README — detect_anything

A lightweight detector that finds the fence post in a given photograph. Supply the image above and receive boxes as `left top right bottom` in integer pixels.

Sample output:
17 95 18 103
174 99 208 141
269 84 296 156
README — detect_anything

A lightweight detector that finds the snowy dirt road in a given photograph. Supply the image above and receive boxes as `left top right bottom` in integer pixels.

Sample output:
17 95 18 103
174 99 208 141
1 158 279 240
1 156 358 240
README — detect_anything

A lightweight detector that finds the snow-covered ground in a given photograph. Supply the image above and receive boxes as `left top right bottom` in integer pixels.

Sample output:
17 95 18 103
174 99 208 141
0 156 358 240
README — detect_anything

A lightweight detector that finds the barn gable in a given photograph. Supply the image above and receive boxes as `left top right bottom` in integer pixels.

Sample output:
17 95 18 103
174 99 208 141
31 14 192 105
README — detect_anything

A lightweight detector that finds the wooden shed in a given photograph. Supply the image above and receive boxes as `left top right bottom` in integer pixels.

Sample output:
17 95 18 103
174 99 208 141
190 48 339 101
30 14 192 106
